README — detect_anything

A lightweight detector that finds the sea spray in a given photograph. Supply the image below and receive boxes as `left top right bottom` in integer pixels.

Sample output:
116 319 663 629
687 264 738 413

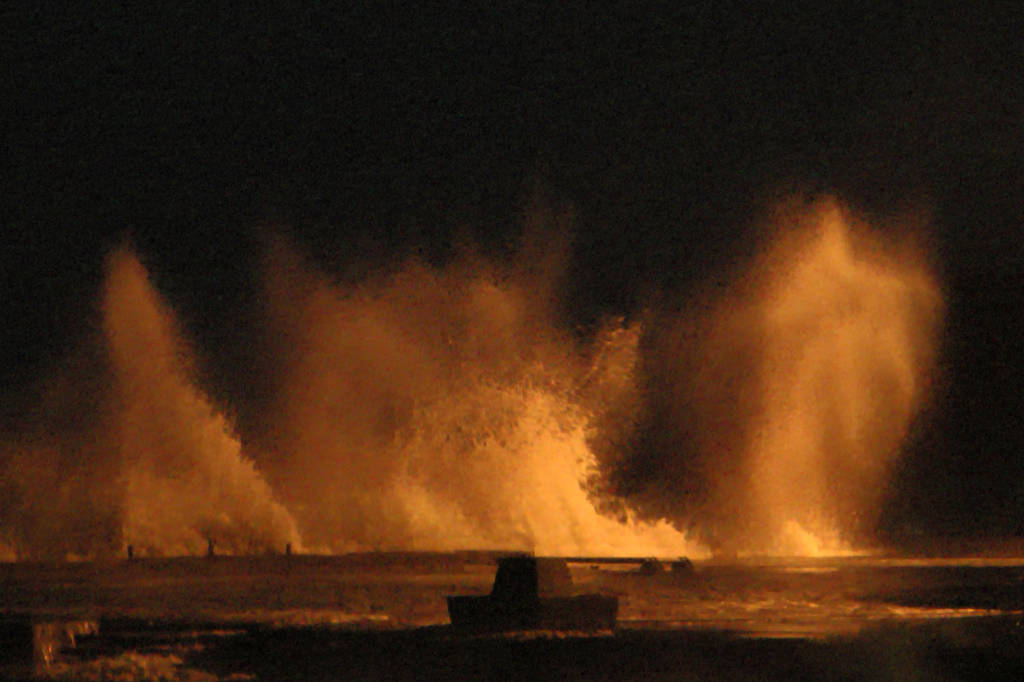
744 200 941 553
253 238 701 556
102 247 300 555
625 197 942 555
0 197 938 560
0 341 122 559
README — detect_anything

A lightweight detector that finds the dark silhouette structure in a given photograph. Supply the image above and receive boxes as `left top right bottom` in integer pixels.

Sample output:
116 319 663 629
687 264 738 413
447 556 617 631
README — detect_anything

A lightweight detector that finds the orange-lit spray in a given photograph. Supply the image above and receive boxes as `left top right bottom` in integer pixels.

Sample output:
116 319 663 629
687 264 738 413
102 248 300 555
681 198 942 555
254 239 701 557
0 198 939 560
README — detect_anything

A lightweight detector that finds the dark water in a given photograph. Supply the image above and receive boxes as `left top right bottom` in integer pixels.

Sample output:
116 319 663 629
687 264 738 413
2 553 1022 680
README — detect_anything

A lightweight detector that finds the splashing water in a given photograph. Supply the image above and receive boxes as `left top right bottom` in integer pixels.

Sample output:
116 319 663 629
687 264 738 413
102 248 300 556
0 197 939 561
746 202 941 554
657 198 942 555
255 243 700 557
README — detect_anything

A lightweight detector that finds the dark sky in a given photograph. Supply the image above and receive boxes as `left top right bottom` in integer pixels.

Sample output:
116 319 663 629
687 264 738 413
3 3 1023 539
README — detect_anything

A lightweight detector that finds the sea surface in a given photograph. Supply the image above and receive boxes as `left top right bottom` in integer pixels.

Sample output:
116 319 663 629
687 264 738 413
2 553 1022 680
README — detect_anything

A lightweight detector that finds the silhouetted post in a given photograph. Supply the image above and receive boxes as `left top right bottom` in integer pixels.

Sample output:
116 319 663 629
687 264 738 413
285 542 292 557
126 545 133 560
207 539 214 558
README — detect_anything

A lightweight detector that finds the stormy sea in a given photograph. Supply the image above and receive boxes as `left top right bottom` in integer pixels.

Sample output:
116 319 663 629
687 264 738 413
2 551 1022 680
0 199 1015 680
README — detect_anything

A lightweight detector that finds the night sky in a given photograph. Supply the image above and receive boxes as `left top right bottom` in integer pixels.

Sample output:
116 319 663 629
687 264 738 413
4 4 1023 542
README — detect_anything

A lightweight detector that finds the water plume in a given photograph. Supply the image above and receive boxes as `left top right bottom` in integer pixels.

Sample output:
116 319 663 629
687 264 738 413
253 236 699 557
102 248 301 555
0 247 300 559
746 201 941 553
0 337 122 559
631 197 942 555
0 196 940 560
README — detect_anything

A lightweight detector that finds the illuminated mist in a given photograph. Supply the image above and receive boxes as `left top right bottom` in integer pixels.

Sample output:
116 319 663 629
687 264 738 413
102 249 301 556
624 198 942 555
0 197 941 560
0 248 302 559
251 235 696 556
746 202 941 554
